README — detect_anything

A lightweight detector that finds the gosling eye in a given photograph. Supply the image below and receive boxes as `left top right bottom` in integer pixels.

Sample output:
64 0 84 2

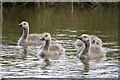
45 35 48 37
83 36 87 38
23 23 26 25
96 42 99 45
92 40 95 43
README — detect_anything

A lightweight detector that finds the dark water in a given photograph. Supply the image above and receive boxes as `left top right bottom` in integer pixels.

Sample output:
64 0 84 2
1 5 119 78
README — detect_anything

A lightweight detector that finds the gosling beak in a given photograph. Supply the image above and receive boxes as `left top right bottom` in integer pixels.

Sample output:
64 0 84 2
18 23 22 26
40 37 45 41
77 36 83 40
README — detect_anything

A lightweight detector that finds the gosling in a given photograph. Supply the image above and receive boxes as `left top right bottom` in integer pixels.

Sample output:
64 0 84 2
75 34 103 52
76 34 105 60
38 33 65 61
91 35 102 47
17 21 44 46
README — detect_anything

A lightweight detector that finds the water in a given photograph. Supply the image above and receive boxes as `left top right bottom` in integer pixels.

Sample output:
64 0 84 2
1 5 119 78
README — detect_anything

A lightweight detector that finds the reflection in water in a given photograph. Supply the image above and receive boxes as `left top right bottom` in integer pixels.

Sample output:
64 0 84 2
1 5 119 78
80 57 106 73
80 58 90 72
44 59 51 66
21 46 28 59
41 59 51 69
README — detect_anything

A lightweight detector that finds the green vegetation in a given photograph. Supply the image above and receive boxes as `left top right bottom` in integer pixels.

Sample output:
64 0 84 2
1 2 119 8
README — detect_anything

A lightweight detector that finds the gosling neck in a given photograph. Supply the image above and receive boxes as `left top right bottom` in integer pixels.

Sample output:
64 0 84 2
43 40 51 50
82 41 90 55
22 27 29 39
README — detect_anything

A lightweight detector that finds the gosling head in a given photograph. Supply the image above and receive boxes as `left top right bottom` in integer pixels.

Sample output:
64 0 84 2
81 34 89 36
92 37 102 46
77 34 91 44
18 21 29 29
40 33 51 41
